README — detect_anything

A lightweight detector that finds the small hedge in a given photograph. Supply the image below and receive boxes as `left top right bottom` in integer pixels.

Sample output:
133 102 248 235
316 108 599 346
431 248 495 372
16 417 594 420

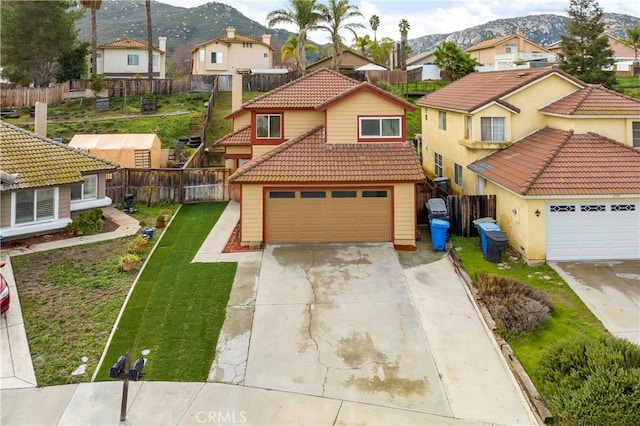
66 208 103 236
538 335 640 425
476 272 553 334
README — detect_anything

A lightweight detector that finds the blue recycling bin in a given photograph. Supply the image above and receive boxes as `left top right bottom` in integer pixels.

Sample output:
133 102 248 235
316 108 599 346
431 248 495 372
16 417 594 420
477 222 501 253
141 226 154 239
430 218 450 251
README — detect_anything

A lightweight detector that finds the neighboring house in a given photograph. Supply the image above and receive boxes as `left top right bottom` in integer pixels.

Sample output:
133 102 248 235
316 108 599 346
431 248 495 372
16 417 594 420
548 31 636 63
306 50 387 72
215 68 424 248
191 27 273 75
417 67 640 262
95 36 167 79
467 29 555 68
0 122 118 241
406 51 437 67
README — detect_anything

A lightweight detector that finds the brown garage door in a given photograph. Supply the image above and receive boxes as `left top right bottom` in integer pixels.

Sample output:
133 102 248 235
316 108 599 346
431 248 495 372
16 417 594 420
265 188 392 242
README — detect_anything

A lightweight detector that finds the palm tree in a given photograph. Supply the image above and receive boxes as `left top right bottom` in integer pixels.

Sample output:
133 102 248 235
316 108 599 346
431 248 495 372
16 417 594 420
354 34 372 56
433 41 477 81
369 15 380 42
623 24 640 68
398 19 410 70
281 35 319 69
145 0 153 80
79 0 102 76
318 0 364 70
267 0 323 72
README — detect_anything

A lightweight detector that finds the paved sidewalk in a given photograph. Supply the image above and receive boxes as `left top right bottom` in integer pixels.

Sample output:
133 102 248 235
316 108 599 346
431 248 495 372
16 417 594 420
0 207 139 391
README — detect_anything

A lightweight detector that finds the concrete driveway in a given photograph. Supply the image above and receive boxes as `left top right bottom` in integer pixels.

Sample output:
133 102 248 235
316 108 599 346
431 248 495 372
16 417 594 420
551 260 640 344
243 242 536 424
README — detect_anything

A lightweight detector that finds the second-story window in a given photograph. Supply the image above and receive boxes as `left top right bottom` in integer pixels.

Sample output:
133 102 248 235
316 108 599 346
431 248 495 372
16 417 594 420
127 54 139 66
434 153 443 177
256 114 282 139
438 111 447 130
211 52 223 64
633 122 640 148
359 117 401 139
481 117 505 141
465 116 472 139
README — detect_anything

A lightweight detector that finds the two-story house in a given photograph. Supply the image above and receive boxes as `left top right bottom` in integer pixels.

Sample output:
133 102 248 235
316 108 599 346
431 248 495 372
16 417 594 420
0 122 118 240
466 29 555 69
215 68 424 249
191 28 274 75
95 36 167 79
417 67 640 263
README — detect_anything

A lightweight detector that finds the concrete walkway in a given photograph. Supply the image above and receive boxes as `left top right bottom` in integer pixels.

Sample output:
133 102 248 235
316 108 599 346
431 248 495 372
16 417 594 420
0 203 538 425
0 207 140 391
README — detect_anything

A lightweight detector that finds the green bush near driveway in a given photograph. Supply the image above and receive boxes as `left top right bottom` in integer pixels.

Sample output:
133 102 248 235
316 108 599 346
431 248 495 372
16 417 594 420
96 202 236 382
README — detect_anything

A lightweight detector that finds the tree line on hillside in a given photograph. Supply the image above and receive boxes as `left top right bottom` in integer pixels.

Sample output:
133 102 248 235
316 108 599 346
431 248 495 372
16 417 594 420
1 0 639 89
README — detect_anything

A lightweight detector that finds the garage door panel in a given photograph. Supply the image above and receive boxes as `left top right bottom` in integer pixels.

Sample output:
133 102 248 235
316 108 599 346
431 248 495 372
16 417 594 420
266 188 392 243
546 202 640 261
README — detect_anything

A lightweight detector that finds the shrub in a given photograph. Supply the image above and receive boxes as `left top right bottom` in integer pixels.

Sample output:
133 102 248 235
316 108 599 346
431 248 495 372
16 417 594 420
67 208 103 236
90 74 106 93
119 253 140 265
538 335 640 425
476 272 553 334
127 235 149 254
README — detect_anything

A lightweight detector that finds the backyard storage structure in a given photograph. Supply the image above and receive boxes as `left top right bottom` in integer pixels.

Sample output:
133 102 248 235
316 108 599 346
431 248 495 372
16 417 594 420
69 134 162 168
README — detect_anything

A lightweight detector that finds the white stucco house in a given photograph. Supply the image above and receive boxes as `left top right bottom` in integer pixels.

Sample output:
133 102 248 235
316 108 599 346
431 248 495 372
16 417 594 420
95 36 167 79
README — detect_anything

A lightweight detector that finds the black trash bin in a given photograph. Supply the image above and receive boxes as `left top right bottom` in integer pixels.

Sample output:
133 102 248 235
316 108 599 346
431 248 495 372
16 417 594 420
426 197 449 222
124 194 135 213
434 176 450 193
484 230 509 263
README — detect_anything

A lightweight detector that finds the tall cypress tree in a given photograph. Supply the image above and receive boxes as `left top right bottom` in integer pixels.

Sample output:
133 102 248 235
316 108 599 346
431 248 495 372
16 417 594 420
558 0 616 87
0 0 81 87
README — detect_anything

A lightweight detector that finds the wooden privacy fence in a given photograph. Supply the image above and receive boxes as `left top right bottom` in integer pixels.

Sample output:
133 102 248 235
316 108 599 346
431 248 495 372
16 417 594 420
447 194 497 237
106 168 230 205
1 82 68 108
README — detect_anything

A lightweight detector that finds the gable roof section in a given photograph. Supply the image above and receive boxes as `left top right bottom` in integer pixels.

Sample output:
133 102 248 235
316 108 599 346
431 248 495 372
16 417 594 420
99 36 162 51
0 122 118 191
466 34 549 53
416 68 583 113
214 125 251 146
541 84 640 116
228 126 425 184
192 33 273 51
306 49 387 69
227 68 414 117
468 127 640 196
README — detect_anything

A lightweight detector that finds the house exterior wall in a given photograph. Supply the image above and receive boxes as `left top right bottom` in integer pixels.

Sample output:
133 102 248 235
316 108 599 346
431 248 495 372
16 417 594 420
240 184 264 244
393 183 417 246
543 115 636 147
233 113 251 131
98 48 165 78
326 91 406 143
0 192 10 228
283 110 324 139
192 42 272 75
469 37 551 66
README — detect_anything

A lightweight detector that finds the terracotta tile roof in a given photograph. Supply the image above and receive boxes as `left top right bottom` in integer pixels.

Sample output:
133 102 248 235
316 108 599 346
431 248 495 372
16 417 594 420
466 35 515 51
214 125 251 146
541 84 640 116
228 68 415 116
229 126 425 184
0 122 118 191
468 127 640 196
416 68 583 113
192 33 273 51
99 36 161 51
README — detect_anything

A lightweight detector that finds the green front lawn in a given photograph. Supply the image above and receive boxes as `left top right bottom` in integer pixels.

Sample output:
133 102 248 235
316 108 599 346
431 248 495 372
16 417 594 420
96 202 236 382
451 236 607 389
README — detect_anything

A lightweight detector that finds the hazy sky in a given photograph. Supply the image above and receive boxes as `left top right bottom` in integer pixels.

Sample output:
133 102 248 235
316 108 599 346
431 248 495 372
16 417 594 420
160 0 636 42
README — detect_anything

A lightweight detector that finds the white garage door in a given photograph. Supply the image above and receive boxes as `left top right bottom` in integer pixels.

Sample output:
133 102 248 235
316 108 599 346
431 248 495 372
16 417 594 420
546 202 640 261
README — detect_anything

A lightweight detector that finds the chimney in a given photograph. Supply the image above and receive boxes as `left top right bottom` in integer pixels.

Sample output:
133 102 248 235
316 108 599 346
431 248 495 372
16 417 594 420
158 36 167 52
516 27 523 37
34 102 47 138
262 33 271 46
232 73 243 113
226 27 236 39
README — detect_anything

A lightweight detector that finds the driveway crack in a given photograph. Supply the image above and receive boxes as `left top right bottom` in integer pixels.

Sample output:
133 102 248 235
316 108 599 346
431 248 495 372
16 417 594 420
305 249 330 396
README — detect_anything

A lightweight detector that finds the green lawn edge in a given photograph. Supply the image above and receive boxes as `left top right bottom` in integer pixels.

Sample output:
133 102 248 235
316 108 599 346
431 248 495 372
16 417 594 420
95 202 237 382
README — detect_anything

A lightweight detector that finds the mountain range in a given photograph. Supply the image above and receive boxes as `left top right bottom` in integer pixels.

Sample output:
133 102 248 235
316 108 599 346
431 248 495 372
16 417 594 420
75 1 639 58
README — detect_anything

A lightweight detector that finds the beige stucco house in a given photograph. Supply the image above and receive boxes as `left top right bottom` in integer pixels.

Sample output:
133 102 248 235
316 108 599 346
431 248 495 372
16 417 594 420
417 67 640 262
191 28 274 75
215 68 424 249
0 122 118 241
95 36 167 79
466 29 555 68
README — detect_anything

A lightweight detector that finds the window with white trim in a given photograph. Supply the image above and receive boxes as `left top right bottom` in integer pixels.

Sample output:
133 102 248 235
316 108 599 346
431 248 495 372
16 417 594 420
454 163 463 187
481 117 505 141
71 175 98 202
14 188 56 225
127 54 139 66
434 153 443 177
438 111 447 130
153 54 159 66
465 116 472 139
359 117 401 138
633 122 640 148
211 52 223 64
198 48 205 62
256 114 282 138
